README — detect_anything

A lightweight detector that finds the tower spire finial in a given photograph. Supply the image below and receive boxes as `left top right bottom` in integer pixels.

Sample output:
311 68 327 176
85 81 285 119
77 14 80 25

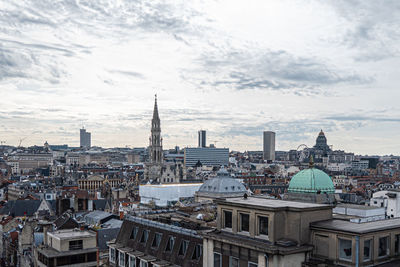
152 94 159 120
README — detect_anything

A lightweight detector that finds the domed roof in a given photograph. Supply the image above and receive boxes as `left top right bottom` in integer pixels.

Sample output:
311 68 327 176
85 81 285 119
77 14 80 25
198 168 246 194
288 168 335 194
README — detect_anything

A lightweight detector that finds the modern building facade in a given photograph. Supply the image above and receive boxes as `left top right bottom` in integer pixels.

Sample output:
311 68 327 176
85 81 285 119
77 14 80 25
184 147 229 168
80 128 91 148
263 131 275 162
198 130 206 148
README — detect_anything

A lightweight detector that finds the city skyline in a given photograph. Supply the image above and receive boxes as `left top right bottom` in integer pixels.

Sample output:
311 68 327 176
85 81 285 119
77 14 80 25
1 1 400 154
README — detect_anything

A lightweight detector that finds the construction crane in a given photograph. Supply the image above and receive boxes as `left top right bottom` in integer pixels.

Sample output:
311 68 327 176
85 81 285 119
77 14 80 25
18 137 28 147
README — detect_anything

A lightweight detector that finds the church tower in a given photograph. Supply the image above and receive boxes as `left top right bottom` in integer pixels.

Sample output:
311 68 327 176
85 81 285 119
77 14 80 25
145 95 163 182
149 95 163 164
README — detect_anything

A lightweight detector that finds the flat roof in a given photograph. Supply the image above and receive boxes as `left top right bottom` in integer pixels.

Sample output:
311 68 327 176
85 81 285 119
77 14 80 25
217 196 331 211
335 204 384 210
311 218 400 234
48 230 96 240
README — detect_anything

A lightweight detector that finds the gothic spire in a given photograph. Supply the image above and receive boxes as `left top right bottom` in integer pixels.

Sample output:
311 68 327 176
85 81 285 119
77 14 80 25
153 94 159 121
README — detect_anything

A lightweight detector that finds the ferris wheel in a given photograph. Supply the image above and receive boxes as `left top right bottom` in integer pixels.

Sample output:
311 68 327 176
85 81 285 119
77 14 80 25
296 144 310 162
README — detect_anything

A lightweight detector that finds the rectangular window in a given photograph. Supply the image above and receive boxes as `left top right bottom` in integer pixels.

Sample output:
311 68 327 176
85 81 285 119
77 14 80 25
152 233 162 248
248 262 258 267
258 216 268 236
363 239 371 262
240 213 250 232
192 244 202 260
110 248 116 263
130 227 138 239
69 240 83 250
140 261 148 267
119 251 125 267
214 252 221 267
395 234 400 254
179 240 189 256
165 236 175 252
339 238 352 261
129 255 136 267
379 236 389 257
224 210 232 229
140 230 149 243
229 256 239 267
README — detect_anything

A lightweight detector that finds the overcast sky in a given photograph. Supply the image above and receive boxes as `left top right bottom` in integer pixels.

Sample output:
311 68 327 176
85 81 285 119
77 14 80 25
1 0 400 155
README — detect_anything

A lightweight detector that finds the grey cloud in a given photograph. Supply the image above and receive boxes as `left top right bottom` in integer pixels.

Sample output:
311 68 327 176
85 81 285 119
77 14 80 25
220 120 338 144
191 48 370 94
325 115 400 122
329 1 400 61
108 70 145 79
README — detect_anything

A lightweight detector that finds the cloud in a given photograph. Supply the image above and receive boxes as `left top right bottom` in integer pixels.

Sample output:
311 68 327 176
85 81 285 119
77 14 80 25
325 115 400 123
189 47 370 94
329 1 400 61
108 69 145 79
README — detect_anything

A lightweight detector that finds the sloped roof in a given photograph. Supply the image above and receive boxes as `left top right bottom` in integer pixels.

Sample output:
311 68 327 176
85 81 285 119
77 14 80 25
0 200 41 217
198 168 246 194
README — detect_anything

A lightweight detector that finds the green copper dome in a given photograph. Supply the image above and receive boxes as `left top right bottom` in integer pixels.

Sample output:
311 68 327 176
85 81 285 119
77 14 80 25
288 168 335 194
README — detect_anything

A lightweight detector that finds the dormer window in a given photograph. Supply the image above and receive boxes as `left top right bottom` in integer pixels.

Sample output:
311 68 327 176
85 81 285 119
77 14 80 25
151 233 162 248
140 230 149 243
130 227 138 239
165 236 175 252
178 240 189 256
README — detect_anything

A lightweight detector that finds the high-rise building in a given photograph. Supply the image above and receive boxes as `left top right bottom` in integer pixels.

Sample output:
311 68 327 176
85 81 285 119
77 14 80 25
263 131 275 162
184 147 229 167
80 128 91 148
198 130 206 148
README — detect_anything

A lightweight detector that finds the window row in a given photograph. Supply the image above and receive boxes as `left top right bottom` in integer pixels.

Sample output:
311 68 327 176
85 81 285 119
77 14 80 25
213 252 258 267
110 242 202 265
223 210 268 236
339 234 400 262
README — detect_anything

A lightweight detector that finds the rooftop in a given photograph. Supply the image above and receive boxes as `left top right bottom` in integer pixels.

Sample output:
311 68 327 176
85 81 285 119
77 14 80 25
335 203 383 210
48 229 96 240
217 196 331 211
311 218 400 234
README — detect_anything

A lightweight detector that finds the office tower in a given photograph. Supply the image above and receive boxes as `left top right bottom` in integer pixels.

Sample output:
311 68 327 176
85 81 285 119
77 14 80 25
198 130 206 148
263 131 275 162
80 128 91 148
184 147 229 167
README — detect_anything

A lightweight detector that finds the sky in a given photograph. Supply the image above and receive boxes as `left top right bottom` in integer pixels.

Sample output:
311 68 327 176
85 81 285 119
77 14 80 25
0 0 400 155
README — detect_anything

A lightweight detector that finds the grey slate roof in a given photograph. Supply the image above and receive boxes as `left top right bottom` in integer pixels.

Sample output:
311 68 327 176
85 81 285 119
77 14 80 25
311 218 400 234
0 200 41 217
198 168 246 194
97 227 121 250
84 210 116 225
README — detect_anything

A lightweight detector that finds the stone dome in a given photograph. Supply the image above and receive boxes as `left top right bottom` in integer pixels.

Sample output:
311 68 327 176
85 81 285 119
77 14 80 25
198 168 246 194
288 168 335 194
